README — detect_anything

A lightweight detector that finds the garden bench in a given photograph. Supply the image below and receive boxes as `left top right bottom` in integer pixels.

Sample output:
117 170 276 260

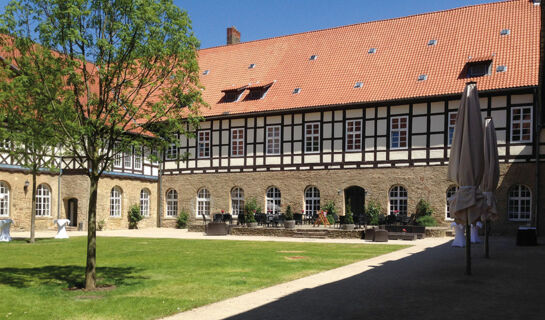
205 222 229 236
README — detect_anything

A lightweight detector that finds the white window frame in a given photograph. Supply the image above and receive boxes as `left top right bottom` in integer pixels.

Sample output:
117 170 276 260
0 139 9 150
0 182 9 217
304 122 320 153
134 147 143 170
390 116 408 150
140 189 150 217
124 147 133 169
198 130 211 159
113 143 122 168
231 128 245 157
266 187 281 214
345 119 362 151
197 188 210 217
445 185 458 220
266 125 281 155
35 184 51 217
231 187 244 216
304 186 320 216
166 189 178 217
510 106 533 144
165 141 178 161
448 112 457 146
508 185 532 221
389 185 407 215
110 187 122 217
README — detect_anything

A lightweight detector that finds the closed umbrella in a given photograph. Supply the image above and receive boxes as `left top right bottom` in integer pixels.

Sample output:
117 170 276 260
481 117 500 258
447 82 485 275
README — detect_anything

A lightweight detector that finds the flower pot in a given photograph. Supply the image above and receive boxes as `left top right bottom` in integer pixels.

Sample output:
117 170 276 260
284 220 296 229
246 222 258 228
341 224 355 231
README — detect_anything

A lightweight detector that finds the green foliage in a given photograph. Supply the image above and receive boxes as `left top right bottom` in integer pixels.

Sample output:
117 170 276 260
128 205 144 229
415 199 434 218
244 197 260 223
176 209 189 229
343 203 354 224
284 205 294 221
416 215 437 227
97 220 105 231
366 200 384 225
322 200 337 215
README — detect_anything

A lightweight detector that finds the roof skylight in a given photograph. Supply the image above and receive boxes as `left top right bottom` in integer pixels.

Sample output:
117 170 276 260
496 65 507 72
354 82 363 88
500 29 510 36
309 55 318 61
368 48 376 54
249 63 256 69
202 69 210 75
417 74 428 81
427 39 437 46
292 88 301 94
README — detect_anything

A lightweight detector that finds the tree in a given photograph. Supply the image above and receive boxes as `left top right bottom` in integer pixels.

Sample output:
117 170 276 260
0 0 204 289
0 36 63 243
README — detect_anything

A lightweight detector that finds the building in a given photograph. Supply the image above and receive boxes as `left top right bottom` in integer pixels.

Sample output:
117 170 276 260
1 0 543 233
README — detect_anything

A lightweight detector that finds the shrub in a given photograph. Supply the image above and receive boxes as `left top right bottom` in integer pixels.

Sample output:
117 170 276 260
128 204 143 229
322 200 337 215
415 199 434 218
176 209 189 228
244 197 260 223
366 200 384 225
284 205 294 220
97 219 105 231
416 215 437 227
343 203 354 224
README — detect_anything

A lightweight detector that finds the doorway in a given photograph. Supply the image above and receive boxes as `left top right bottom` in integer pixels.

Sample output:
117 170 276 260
67 198 78 227
344 186 365 218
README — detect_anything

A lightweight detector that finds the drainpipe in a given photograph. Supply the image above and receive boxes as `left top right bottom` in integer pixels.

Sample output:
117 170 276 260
57 145 62 220
536 1 544 235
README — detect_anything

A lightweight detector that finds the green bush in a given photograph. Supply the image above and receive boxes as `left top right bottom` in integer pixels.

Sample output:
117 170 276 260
415 199 434 218
97 219 105 231
244 197 260 223
343 203 354 224
366 200 384 225
322 200 337 215
284 205 294 220
176 209 189 228
128 204 143 229
416 215 437 226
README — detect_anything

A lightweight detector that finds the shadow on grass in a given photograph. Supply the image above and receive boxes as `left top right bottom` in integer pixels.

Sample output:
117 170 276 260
0 265 145 289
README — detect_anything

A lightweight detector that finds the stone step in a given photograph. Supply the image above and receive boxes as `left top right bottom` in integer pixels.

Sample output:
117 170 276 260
292 235 328 239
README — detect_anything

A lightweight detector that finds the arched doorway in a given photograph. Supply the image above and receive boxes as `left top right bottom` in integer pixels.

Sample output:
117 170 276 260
344 186 365 219
67 198 78 227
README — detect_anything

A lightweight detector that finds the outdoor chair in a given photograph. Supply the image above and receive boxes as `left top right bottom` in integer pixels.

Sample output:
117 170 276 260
294 213 303 225
237 213 245 225
275 214 285 227
373 229 388 242
332 213 340 228
304 213 314 225
213 214 223 223
400 215 410 225
222 214 233 224
385 214 397 225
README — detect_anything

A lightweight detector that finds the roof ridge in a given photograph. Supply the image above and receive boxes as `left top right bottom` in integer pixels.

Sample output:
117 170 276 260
198 0 516 51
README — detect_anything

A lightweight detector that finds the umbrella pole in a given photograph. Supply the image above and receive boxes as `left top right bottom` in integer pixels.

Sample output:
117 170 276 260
485 219 490 259
465 212 471 275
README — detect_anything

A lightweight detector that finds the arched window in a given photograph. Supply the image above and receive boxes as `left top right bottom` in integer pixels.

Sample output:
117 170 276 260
305 186 320 216
36 184 51 216
231 187 244 216
197 188 210 217
266 187 281 214
508 185 531 221
0 182 9 217
166 189 178 217
446 186 458 220
389 185 407 215
110 187 122 217
140 189 150 217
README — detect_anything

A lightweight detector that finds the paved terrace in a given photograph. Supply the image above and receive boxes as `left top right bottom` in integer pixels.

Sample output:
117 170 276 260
9 229 544 320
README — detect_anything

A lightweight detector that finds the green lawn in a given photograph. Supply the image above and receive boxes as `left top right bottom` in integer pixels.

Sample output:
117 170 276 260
0 237 407 320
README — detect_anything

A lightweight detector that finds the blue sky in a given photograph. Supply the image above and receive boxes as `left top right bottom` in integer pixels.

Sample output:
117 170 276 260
0 0 496 49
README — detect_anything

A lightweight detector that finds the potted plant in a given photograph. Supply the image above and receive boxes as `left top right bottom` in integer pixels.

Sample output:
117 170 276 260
244 197 259 227
366 200 384 226
128 204 143 229
176 208 189 229
283 205 295 229
341 204 355 230
323 200 337 225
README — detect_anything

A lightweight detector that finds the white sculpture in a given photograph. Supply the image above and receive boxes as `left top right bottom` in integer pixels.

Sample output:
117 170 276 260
54 219 70 239
451 222 465 247
0 219 12 242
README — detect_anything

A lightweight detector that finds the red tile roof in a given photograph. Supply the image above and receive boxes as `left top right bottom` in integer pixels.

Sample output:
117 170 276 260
197 0 540 117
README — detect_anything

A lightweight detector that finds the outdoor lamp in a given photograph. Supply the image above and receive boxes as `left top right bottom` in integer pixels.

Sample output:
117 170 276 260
24 180 29 191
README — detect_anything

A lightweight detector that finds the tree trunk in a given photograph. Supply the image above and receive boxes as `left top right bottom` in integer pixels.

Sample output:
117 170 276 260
29 171 37 243
85 174 99 290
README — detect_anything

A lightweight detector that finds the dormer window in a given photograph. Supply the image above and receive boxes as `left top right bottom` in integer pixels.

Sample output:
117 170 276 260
221 85 247 103
293 88 301 94
500 29 510 36
354 82 363 88
202 69 210 75
368 48 376 54
417 74 428 81
309 55 318 61
428 39 437 46
465 60 492 78
245 82 273 100
248 63 256 69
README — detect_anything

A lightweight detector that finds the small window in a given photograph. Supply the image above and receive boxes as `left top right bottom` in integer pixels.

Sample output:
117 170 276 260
36 184 51 217
134 147 143 170
248 63 256 69
500 29 510 36
110 187 122 217
508 185 531 221
266 125 281 155
345 119 362 151
223 90 244 103
231 187 244 216
197 188 210 217
389 185 408 215
140 189 150 217
428 39 437 46
202 69 210 75
446 185 458 220
309 55 318 61
511 106 532 143
246 84 271 101
368 48 376 54
124 147 132 169
266 187 281 215
165 141 178 160
390 116 408 149
0 182 10 217
354 82 363 88
113 143 122 168
448 112 457 146
305 122 320 153
198 130 210 158
231 128 245 157
496 65 507 73
293 88 301 94
166 189 178 217
304 186 320 217
466 61 492 78
418 74 428 81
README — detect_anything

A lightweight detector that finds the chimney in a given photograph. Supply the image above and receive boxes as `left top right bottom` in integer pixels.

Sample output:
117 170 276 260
227 26 241 45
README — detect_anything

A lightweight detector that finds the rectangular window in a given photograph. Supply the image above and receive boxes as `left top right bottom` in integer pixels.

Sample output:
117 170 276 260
511 106 532 143
165 141 178 160
231 128 245 157
390 116 408 149
448 112 457 146
198 130 211 158
305 122 320 153
124 147 132 169
113 143 122 168
0 139 9 150
134 147 142 170
345 120 362 151
266 125 281 155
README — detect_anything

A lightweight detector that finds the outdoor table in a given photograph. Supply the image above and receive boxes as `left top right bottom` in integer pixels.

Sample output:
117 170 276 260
516 226 537 246
451 222 465 247
54 219 70 239
0 219 13 242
